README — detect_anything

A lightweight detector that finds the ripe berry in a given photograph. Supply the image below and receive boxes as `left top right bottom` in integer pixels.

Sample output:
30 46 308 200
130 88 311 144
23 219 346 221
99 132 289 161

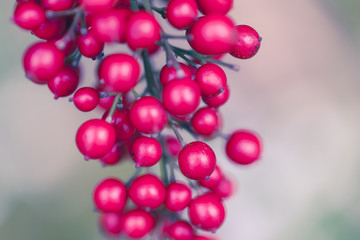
100 144 123 166
78 0 118 13
76 119 116 159
230 25 261 59
195 63 227 97
159 63 193 86
23 42 65 84
13 1 46 30
167 221 194 240
197 0 233 15
93 178 127 212
162 78 201 115
102 109 135 142
199 165 223 189
187 15 237 55
126 11 161 51
193 236 216 240
131 137 162 167
121 209 155 239
166 0 198 30
165 182 192 212
72 87 100 112
226 130 261 164
214 177 234 198
76 29 104 58
49 36 76 56
202 85 229 108
128 174 166 209
98 54 140 93
191 107 219 136
188 193 225 231
129 96 168 134
178 141 216 180
100 212 122 235
98 95 116 110
41 0 75 11
33 18 66 40
164 136 181 157
47 65 79 99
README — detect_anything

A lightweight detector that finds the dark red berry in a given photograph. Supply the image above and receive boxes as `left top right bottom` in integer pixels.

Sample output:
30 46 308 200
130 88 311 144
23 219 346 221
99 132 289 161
167 221 194 240
166 0 198 30
100 212 122 235
226 130 261 164
131 137 162 167
197 0 233 15
199 165 223 189
41 0 75 11
159 63 193 86
102 109 135 142
165 182 192 212
191 107 219 136
100 144 123 166
13 1 46 30
164 136 181 157
48 36 76 56
195 63 227 97
93 178 127 212
33 18 66 40
76 29 104 58
73 87 100 112
230 25 261 59
193 236 216 240
47 65 79 99
202 85 229 108
121 209 155 239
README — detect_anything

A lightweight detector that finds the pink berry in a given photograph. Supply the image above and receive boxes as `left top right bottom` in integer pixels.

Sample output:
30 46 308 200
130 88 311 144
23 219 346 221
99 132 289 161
93 178 127 212
76 119 116 159
47 65 79 99
213 177 234 198
164 136 182 157
195 63 227 97
165 182 192 212
48 36 76 56
100 212 122 235
193 236 216 240
199 165 223 189
166 0 198 30
191 107 219 136
78 0 118 13
33 17 66 40
230 25 261 59
98 95 116 110
13 1 46 30
159 63 193 86
197 0 233 15
121 209 155 239
100 144 123 166
202 85 229 108
131 137 162 167
167 221 194 240
41 0 75 11
76 29 104 58
73 87 100 112
102 109 135 142
178 141 216 180
225 130 261 165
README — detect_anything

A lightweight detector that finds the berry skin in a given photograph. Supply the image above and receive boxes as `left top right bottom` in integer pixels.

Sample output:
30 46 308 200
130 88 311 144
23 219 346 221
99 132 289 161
72 87 100 112
226 130 261 165
202 85 229 108
76 29 104 58
76 119 116 159
131 137 162 167
48 36 76 56
13 1 46 30
98 54 140 93
165 182 192 212
33 18 66 40
102 109 135 142
93 178 127 212
191 107 219 136
128 174 166 209
167 221 194 240
78 0 118 13
126 11 161 51
230 25 261 59
159 63 193 86
162 78 201 116
213 177 234 198
193 236 216 240
100 212 122 235
121 209 155 239
41 0 75 11
166 0 198 30
188 193 225 231
195 63 227 97
199 165 223 189
178 141 216 180
47 65 79 99
197 0 233 15
129 96 168 134
164 136 182 157
100 144 123 166
187 15 237 55
23 42 65 84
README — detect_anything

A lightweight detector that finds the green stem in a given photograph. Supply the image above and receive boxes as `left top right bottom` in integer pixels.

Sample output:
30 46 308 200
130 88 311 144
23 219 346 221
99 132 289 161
129 0 139 11
105 94 122 123
160 158 169 186
169 119 186 147
152 6 166 18
141 0 152 12
126 167 143 187
141 50 161 99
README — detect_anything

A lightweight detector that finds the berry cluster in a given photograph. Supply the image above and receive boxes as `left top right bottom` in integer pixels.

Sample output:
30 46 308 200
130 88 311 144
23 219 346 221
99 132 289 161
13 0 262 238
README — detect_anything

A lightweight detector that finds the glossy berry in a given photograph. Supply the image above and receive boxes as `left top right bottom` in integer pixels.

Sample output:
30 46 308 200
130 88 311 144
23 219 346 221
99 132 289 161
197 0 233 15
187 15 237 55
129 96 168 134
93 178 127 212
226 130 261 164
164 136 181 157
41 0 75 11
13 1 46 30
165 182 192 212
167 221 194 240
23 42 65 84
76 29 104 58
162 78 201 115
100 144 123 166
230 25 261 59
78 0 118 13
195 63 227 97
202 85 229 108
99 54 140 93
131 137 162 167
126 11 161 51
100 212 122 235
47 65 79 99
33 18 66 40
121 209 155 239
102 109 135 142
178 141 216 180
72 87 100 112
129 174 166 209
214 177 234 198
191 107 219 136
199 165 223 189
76 119 116 159
166 0 198 30
188 193 225 231
159 63 193 86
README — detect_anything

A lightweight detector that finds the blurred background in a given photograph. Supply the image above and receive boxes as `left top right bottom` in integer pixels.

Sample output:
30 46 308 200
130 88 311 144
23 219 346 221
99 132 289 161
1 0 360 239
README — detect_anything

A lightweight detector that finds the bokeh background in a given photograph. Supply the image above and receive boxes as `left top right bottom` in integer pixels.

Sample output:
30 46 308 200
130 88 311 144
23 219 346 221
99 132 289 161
1 0 360 239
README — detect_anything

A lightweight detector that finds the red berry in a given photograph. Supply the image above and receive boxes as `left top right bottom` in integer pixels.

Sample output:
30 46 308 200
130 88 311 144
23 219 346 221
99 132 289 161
121 209 155 239
128 174 166 209
126 11 161 51
197 0 233 15
102 109 135 142
188 193 225 231
131 137 162 167
99 54 140 93
213 178 234 198
159 63 193 86
99 95 116 110
202 85 229 108
191 107 219 136
178 141 216 180
76 29 104 58
48 36 76 56
162 78 201 115
23 42 64 84
100 212 122 235
33 18 66 40
41 0 75 11
225 130 261 165
93 178 127 212
13 1 46 30
116 0 130 9
199 165 223 189
76 119 116 159
129 96 168 134
195 63 227 97
167 221 194 240
187 15 237 55
100 144 123 166
165 182 192 212
164 136 181 157
78 0 118 13
166 0 198 30
230 25 261 59
193 236 216 240
47 65 79 99
73 87 100 112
